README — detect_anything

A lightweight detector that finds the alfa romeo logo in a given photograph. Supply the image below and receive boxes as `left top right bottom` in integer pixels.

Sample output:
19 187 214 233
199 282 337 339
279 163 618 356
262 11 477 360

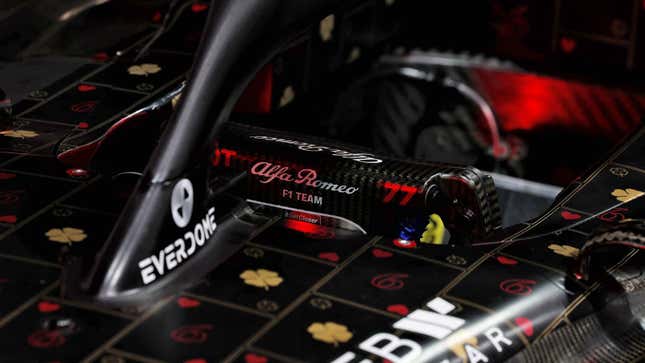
171 179 194 228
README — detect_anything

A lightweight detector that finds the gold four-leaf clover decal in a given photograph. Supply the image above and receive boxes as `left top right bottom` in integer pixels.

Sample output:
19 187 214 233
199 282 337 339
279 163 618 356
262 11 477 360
240 269 283 290
612 188 644 203
448 330 478 363
45 228 87 244
127 63 162 76
548 244 579 258
0 130 39 138
307 322 353 346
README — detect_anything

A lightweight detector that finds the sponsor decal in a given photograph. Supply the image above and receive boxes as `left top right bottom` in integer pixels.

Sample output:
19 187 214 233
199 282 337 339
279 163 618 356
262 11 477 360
251 161 359 195
138 205 217 285
332 297 513 363
250 135 382 164
282 189 323 206
171 178 194 228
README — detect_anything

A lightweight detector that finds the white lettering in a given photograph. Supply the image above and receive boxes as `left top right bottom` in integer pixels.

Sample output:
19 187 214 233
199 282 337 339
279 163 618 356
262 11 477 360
393 309 465 339
194 223 205 246
484 327 512 353
174 238 187 263
250 135 382 164
185 231 196 254
139 207 218 284
250 161 359 195
358 333 422 363
208 207 217 232
201 217 212 239
426 297 456 314
138 258 156 284
465 344 489 363
151 252 165 275
330 352 372 363
164 245 177 270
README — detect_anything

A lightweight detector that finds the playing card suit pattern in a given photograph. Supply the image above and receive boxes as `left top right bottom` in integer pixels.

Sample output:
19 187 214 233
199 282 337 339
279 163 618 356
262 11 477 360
77 84 96 92
560 37 576 53
172 93 182 109
318 252 339 262
127 64 162 76
191 3 209 12
66 169 90 178
319 15 335 42
496 256 518 265
307 322 352 346
152 11 162 23
70 101 98 113
0 215 16 223
548 244 579 258
386 304 409 316
38 300 61 313
515 317 534 337
28 330 66 348
279 86 295 108
177 297 201 308
240 269 283 290
0 130 39 138
612 188 644 202
499 279 536 296
560 210 581 221
371 248 392 258
393 239 417 249
244 353 268 363
448 330 478 362
45 227 87 243
170 324 213 344
93 52 109 61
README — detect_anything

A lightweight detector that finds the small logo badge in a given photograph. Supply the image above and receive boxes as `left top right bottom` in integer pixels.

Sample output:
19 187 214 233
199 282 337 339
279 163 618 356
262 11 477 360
171 179 194 228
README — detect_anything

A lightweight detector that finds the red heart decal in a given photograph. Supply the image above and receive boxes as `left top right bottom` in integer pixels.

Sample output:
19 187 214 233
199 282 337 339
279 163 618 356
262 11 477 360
38 301 61 313
66 169 89 178
0 172 16 180
185 359 207 363
191 3 208 12
515 316 534 337
77 84 96 92
560 37 576 53
177 297 201 308
372 249 393 258
244 353 268 363
93 52 109 61
152 11 162 23
318 252 339 262
393 239 417 249
77 122 89 129
387 304 409 316
497 256 518 265
560 210 581 221
0 215 16 223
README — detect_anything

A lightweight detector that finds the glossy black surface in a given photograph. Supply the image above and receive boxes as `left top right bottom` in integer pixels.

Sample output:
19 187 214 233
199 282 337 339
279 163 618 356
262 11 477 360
0 1 643 362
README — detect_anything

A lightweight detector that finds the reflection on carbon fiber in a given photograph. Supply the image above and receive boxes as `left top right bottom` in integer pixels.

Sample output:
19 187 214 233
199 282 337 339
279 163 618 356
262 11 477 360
510 267 645 363
509 313 645 362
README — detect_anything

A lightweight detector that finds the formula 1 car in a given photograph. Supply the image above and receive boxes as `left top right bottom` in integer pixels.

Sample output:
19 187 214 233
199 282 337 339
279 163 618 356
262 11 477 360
0 0 643 362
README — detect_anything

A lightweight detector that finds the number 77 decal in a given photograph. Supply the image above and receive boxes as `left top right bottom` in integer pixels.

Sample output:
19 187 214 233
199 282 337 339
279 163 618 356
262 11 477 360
383 182 419 206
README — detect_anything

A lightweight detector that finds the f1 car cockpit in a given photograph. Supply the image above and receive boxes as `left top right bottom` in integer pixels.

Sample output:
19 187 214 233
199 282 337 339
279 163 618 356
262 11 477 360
0 1 644 362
